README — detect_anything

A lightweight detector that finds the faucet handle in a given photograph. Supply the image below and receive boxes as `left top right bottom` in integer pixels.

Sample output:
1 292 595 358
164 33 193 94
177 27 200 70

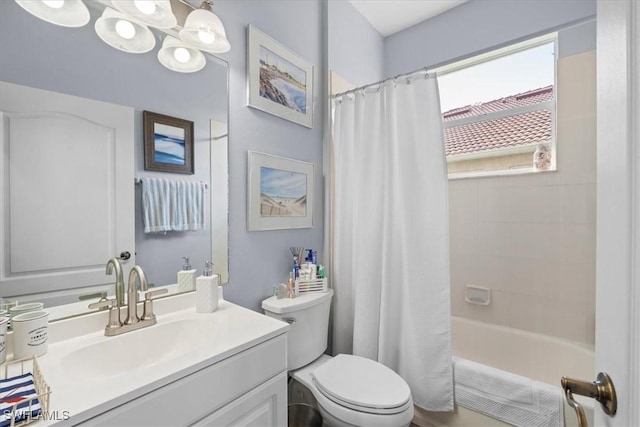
144 289 168 300
89 298 122 333
141 288 168 322
80 291 108 302
88 298 116 311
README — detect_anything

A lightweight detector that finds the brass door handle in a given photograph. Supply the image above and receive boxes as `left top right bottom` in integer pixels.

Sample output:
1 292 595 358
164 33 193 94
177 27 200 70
561 372 617 427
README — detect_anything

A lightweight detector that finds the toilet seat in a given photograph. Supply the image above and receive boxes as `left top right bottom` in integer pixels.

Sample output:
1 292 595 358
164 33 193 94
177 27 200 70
311 354 412 415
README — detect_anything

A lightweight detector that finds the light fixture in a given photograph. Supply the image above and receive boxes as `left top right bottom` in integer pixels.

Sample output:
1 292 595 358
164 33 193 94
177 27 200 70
111 0 177 30
179 0 230 53
14 0 90 28
95 7 156 53
157 36 206 73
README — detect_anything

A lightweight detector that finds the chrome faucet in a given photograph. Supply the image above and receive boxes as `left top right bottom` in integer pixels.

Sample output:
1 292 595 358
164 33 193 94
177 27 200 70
125 266 148 325
89 265 167 336
106 258 125 308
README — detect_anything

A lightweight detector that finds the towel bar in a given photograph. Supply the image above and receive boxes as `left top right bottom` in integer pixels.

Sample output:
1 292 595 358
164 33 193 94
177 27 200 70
134 178 208 189
561 372 617 427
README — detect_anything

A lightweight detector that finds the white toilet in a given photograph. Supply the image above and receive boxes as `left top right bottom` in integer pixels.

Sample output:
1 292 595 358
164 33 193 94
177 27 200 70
262 289 414 427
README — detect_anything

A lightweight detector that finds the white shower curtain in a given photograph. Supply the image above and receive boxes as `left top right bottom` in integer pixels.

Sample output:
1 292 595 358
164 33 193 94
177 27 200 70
331 74 453 411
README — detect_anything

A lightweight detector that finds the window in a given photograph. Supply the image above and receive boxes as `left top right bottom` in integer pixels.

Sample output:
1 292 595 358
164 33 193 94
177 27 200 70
437 35 557 178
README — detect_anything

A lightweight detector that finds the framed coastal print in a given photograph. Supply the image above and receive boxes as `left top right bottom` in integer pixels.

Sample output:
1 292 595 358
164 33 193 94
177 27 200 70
247 151 314 231
143 110 194 174
247 25 314 128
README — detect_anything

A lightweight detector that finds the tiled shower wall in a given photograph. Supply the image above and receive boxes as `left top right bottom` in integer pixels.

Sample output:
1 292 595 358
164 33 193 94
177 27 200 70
448 50 597 345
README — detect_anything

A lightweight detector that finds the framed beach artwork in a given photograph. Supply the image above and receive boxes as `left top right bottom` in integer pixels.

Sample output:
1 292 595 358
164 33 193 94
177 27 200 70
247 25 314 128
143 111 194 174
247 151 314 231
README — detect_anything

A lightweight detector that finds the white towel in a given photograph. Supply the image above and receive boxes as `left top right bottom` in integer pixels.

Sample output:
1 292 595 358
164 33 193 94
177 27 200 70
453 357 564 427
141 178 205 233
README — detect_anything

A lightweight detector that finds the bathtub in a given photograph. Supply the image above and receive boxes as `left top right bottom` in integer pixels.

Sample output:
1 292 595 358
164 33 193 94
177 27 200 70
414 316 595 427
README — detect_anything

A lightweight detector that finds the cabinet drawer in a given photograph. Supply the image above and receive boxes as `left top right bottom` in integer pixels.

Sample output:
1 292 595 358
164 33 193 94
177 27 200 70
82 334 287 426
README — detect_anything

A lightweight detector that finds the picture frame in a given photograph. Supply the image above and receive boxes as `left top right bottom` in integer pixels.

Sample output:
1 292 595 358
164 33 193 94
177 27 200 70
143 110 194 174
247 25 314 129
247 151 314 231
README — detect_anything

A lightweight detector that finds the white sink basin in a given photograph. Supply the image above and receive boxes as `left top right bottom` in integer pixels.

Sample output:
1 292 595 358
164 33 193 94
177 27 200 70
61 319 202 379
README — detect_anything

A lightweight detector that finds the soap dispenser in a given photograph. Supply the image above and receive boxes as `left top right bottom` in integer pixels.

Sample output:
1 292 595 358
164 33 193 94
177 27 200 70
196 261 219 313
177 257 197 292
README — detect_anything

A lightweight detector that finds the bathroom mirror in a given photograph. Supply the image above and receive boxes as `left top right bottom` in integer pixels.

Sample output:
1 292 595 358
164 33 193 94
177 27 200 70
0 0 229 320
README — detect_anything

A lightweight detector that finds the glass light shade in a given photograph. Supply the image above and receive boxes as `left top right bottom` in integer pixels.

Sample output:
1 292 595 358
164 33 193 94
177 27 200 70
179 9 230 53
95 7 156 54
111 0 177 29
158 36 206 73
15 0 90 28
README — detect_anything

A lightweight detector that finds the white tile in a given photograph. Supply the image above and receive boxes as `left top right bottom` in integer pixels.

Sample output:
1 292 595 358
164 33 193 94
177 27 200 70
449 216 478 255
545 223 595 264
507 293 539 332
479 221 511 257
479 185 548 224
476 255 510 292
507 293 587 342
556 51 597 121
508 222 550 260
562 223 596 264
477 171 552 189
449 180 479 224
502 256 549 297
553 115 597 185
450 252 480 289
507 186 548 223
546 184 596 224
544 260 592 305
478 186 512 223
538 297 587 342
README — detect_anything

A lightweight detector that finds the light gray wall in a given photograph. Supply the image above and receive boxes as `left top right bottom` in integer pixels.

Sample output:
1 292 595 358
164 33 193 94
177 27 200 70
209 0 325 311
558 19 596 58
384 0 596 77
0 1 223 290
1 0 325 313
327 0 384 88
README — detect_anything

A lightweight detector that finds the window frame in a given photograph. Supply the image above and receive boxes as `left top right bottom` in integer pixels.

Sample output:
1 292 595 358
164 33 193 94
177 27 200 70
435 33 558 179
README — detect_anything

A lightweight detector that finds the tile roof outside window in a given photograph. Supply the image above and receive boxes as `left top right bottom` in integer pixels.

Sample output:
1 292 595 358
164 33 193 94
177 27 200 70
443 85 553 156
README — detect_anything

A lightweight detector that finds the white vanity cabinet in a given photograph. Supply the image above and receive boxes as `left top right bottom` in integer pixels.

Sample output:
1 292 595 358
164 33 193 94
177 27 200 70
37 297 289 427
76 334 287 426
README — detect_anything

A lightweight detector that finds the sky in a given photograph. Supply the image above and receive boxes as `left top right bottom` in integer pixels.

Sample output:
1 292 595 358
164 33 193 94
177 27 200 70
260 166 307 199
438 42 555 113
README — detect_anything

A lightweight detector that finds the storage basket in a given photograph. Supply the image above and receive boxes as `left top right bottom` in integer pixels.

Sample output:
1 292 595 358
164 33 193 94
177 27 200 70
1 356 51 427
295 278 328 295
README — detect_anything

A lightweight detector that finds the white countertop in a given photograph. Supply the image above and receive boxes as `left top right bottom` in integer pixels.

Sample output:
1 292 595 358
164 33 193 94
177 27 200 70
18 293 288 426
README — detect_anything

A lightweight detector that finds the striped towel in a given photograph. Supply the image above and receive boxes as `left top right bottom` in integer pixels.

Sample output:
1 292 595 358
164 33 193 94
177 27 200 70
141 178 205 233
0 373 42 427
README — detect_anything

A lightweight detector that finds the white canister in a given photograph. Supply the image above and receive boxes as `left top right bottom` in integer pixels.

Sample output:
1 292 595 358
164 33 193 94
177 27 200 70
12 310 49 359
0 316 8 364
9 302 44 319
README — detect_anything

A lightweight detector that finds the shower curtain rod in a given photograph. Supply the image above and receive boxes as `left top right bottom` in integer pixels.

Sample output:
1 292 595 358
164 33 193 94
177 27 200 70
332 66 433 99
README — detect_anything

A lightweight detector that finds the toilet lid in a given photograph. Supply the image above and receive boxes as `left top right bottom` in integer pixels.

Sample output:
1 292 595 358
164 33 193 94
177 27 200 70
311 354 412 414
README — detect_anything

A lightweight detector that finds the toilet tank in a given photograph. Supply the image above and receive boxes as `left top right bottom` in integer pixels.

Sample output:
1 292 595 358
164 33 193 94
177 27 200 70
262 289 333 370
